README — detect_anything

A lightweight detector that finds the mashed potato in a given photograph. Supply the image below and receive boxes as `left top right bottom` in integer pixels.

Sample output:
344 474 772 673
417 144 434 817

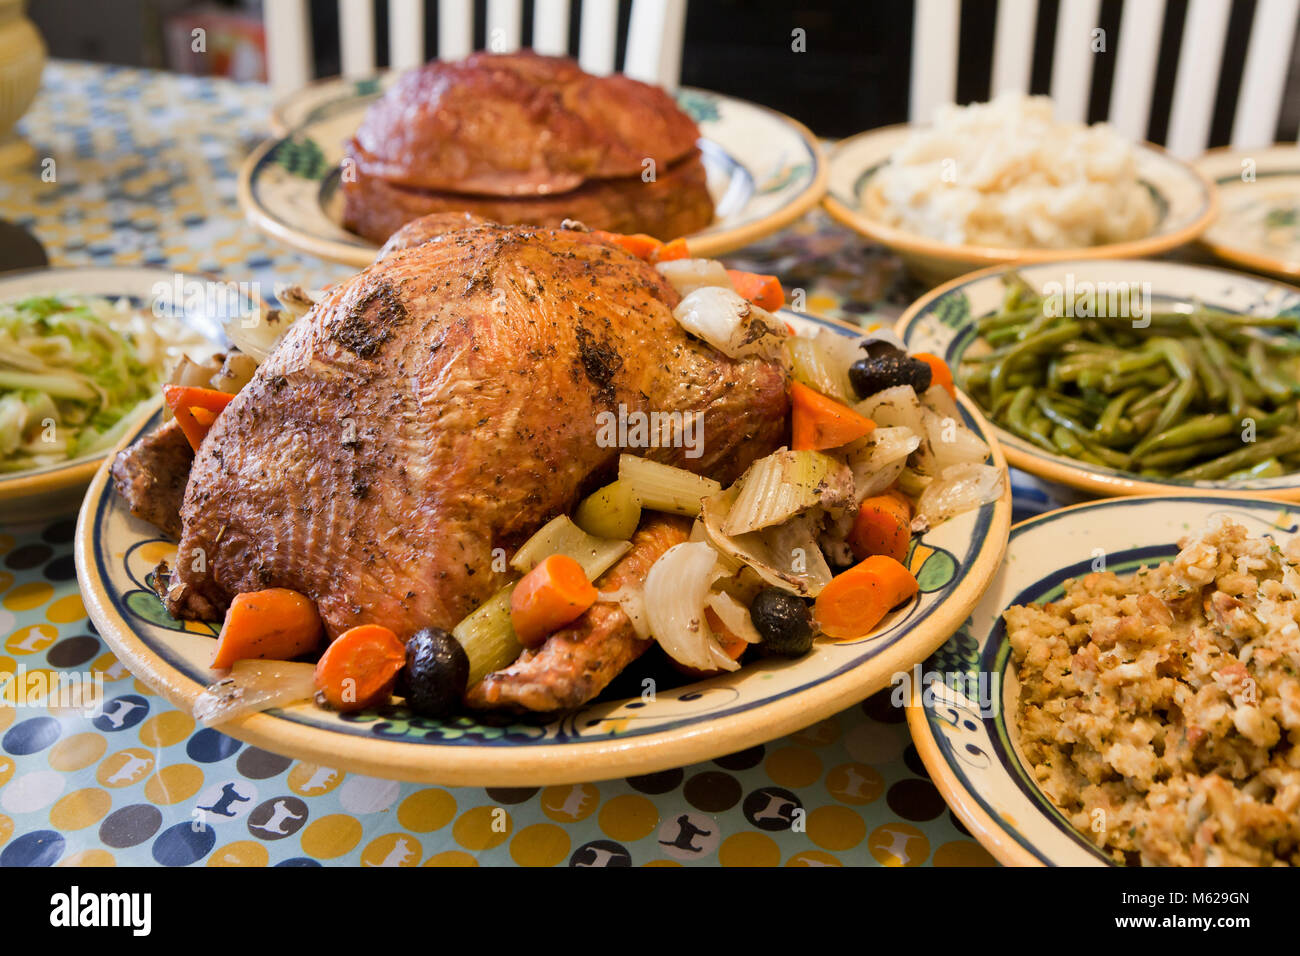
868 94 1158 249
1007 517 1300 866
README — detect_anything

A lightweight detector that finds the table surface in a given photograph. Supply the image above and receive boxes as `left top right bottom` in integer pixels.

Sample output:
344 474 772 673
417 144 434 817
0 61 1068 868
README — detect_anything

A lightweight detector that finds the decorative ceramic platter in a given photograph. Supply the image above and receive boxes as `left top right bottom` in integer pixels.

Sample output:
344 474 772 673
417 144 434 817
0 267 237 524
907 493 1296 866
244 80 828 267
1194 144 1300 280
75 311 1011 786
896 258 1300 500
824 124 1218 285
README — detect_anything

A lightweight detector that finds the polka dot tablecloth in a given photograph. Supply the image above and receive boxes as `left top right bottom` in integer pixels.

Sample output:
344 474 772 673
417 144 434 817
0 62 1069 867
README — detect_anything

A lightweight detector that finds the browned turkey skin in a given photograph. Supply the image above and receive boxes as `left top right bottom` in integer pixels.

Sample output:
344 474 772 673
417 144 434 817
158 223 789 711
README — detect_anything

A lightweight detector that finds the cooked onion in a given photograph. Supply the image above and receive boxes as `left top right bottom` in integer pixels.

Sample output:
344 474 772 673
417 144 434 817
706 590 762 644
724 449 853 535
856 385 924 435
643 542 738 671
914 462 1004 529
702 488 834 597
598 584 651 638
842 426 922 501
193 660 317 726
922 407 990 473
673 286 786 360
656 258 734 297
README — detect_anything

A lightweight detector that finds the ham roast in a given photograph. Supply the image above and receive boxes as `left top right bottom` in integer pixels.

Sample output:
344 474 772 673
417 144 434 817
162 221 789 649
341 51 715 245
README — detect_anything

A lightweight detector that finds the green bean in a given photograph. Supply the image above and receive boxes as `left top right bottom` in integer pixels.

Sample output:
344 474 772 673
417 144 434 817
1095 387 1143 443
988 322 1083 403
1254 402 1299 431
1130 377 1197 457
983 326 1024 348
1025 412 1057 452
1077 350 1163 390
1006 386 1036 436
1193 323 1246 418
1176 428 1300 481
1219 327 1300 353
1035 394 1092 437
1247 341 1293 402
1042 390 1093 418
1051 425 1086 458
1184 339 1226 404
976 304 1041 334
1076 437 1132 470
1137 438 1242 470
1129 379 1179 417
1133 413 1237 455
1226 458 1284 480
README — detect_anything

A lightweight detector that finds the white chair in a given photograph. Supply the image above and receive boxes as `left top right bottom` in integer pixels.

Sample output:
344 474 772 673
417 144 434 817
263 0 688 99
911 0 1300 156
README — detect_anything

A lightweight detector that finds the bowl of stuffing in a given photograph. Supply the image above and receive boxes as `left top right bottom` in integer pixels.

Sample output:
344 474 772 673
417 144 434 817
909 493 1300 866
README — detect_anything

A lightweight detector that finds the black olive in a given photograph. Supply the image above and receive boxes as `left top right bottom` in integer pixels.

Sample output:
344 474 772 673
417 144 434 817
848 353 933 399
750 588 814 658
397 627 469 718
861 340 905 362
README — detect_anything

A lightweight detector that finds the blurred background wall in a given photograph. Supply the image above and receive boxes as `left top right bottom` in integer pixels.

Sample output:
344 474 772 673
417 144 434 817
26 0 1300 141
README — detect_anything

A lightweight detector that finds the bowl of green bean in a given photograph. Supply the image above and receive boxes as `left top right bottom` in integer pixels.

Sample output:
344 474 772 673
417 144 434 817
895 259 1300 500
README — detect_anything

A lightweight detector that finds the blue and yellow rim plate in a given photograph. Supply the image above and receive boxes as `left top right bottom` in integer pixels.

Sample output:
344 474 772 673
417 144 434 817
244 78 828 268
907 494 1297 867
74 311 1011 786
1194 144 1300 281
896 258 1300 500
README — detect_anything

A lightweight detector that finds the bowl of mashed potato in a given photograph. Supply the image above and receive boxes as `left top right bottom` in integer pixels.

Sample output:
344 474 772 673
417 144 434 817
825 95 1217 285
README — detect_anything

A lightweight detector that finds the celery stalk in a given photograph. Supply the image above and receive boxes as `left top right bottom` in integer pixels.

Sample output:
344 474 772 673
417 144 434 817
454 585 523 686
574 480 643 540
618 454 722 516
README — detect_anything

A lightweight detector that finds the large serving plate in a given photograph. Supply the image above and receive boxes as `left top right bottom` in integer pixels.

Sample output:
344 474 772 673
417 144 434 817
75 310 1011 786
907 494 1297 866
1194 144 1300 280
896 258 1300 500
824 124 1217 285
244 79 828 267
0 267 238 524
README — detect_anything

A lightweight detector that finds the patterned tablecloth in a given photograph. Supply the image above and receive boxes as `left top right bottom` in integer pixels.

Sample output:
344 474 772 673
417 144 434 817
0 62 1067 868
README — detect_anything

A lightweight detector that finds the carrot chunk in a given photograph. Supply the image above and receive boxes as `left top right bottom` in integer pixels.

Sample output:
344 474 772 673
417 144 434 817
814 555 919 640
726 269 785 311
848 492 913 563
313 624 407 712
163 384 234 452
652 237 690 262
790 381 876 450
591 230 663 261
913 352 956 399
509 554 599 649
211 588 324 669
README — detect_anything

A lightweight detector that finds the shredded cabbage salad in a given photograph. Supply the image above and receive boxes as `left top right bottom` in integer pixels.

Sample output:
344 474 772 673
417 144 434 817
0 294 210 473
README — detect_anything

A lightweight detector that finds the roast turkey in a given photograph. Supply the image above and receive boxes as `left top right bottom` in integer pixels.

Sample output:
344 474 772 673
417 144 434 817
163 222 789 643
